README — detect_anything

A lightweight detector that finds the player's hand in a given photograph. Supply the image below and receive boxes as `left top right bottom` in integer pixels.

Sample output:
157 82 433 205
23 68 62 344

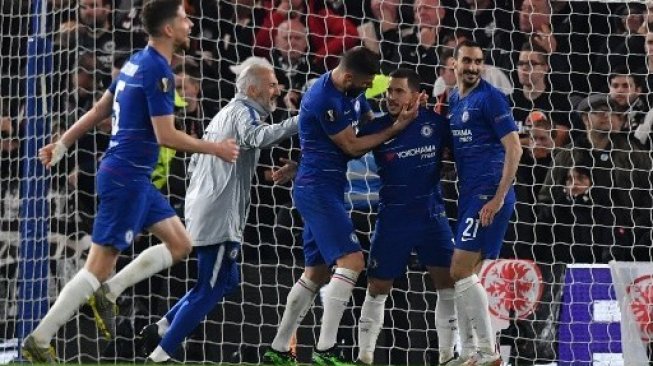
272 158 297 184
393 92 424 130
39 141 68 168
214 138 240 163
533 23 557 54
479 196 504 227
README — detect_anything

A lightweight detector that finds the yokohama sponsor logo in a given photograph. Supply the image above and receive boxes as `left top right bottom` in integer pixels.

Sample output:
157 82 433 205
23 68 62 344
395 145 436 159
481 259 544 320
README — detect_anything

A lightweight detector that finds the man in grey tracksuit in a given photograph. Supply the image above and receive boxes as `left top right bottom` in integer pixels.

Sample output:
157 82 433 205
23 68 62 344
140 63 299 362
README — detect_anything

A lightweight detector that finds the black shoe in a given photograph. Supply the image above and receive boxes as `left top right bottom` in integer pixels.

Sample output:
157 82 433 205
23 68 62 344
263 347 298 366
312 346 354 366
138 323 162 358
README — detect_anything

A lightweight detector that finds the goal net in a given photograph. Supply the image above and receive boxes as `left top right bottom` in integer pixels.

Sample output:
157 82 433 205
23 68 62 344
1 0 652 364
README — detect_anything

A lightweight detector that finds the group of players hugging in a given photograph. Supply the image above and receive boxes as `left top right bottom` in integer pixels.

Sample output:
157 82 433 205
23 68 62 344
20 1 520 366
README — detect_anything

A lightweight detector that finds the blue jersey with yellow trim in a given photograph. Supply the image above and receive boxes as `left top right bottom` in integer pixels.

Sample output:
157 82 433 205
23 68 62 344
102 46 175 178
447 79 518 196
295 72 370 190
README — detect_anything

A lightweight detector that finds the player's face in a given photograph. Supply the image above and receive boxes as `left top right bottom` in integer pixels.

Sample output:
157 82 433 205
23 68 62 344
385 78 416 116
254 70 281 112
344 73 375 97
454 46 484 88
169 5 193 51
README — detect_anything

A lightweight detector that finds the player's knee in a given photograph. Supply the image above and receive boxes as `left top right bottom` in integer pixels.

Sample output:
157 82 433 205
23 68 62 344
166 239 192 262
367 278 392 296
450 265 473 282
304 266 331 286
337 251 365 273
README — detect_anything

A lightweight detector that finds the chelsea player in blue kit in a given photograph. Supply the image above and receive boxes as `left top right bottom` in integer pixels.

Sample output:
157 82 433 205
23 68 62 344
265 48 420 366
354 70 458 366
447 41 522 366
22 0 239 362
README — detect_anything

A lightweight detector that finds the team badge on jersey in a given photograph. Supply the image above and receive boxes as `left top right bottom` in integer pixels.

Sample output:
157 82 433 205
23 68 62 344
421 125 433 137
159 77 170 92
462 110 470 123
325 109 337 122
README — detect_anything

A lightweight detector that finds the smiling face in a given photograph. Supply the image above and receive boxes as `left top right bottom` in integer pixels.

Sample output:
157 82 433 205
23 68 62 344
454 45 484 88
168 5 194 51
249 68 281 113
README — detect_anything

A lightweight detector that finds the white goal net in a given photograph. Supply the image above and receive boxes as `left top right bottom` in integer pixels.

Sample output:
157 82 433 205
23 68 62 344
1 0 653 365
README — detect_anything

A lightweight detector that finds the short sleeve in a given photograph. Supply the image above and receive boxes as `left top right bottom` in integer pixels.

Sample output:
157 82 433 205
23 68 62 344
318 100 351 136
359 95 372 116
143 64 175 117
485 89 518 139
357 115 391 137
108 78 118 94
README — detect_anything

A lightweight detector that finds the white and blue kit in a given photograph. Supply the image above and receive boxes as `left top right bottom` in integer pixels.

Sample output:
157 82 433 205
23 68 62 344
93 46 177 251
359 108 453 279
447 79 518 259
294 72 371 267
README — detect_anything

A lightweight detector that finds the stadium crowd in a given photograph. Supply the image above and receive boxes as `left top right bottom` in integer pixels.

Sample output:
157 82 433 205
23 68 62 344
1 0 653 363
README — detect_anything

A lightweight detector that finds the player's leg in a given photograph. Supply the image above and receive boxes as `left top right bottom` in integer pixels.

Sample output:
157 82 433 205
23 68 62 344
417 213 461 365
428 266 459 365
265 225 328 365
23 244 119 362
357 278 392 365
146 242 239 362
357 217 413 365
451 195 514 366
94 186 184 339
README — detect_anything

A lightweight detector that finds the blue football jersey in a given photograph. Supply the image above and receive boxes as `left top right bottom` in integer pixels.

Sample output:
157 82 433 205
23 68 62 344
447 79 518 196
295 72 371 190
101 46 175 178
359 107 448 211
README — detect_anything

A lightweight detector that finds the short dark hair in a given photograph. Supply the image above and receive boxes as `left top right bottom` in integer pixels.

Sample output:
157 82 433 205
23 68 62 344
340 46 380 76
174 64 201 83
609 65 642 89
453 40 484 59
141 0 182 37
389 69 421 92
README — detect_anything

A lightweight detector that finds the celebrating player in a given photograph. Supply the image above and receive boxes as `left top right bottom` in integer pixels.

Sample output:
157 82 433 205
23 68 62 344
354 69 458 366
138 63 299 363
447 40 521 366
264 47 419 366
21 0 239 362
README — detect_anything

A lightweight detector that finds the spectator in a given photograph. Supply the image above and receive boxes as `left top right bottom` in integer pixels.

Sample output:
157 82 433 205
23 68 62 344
541 165 605 264
357 0 406 74
112 0 148 51
492 0 591 93
593 2 646 84
511 43 573 146
255 0 358 70
447 0 511 50
393 0 451 95
271 19 322 115
538 94 653 262
506 111 555 259
608 67 648 132
77 0 118 88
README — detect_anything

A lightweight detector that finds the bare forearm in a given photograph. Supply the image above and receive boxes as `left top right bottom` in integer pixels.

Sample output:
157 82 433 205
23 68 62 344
60 98 111 146
495 145 522 200
160 129 215 154
346 126 396 156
